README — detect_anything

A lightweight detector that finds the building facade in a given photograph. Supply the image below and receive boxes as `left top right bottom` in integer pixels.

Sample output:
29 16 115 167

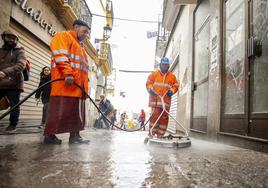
0 0 98 126
157 0 268 151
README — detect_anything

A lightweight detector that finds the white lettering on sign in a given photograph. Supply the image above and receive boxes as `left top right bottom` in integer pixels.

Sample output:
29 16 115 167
13 0 57 36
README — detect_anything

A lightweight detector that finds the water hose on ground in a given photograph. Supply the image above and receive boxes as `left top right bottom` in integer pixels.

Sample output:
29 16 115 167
0 78 151 133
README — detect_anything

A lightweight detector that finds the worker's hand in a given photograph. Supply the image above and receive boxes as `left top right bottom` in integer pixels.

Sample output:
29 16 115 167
167 90 173 97
148 88 156 95
65 75 74 85
0 71 6 79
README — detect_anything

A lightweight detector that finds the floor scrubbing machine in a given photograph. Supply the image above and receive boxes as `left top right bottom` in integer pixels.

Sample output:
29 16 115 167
144 92 191 148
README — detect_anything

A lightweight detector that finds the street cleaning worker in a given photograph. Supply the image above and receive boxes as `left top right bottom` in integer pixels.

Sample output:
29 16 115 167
146 57 179 137
43 19 91 144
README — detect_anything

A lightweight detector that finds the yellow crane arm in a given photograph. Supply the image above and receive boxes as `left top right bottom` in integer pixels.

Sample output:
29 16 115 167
99 0 106 12
98 0 113 28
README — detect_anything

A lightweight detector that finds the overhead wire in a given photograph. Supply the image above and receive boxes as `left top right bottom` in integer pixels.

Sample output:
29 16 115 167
91 13 158 24
118 70 153 73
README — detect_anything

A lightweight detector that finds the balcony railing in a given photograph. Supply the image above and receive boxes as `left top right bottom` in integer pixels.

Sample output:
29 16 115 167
155 15 170 67
43 0 97 60
64 0 92 29
100 42 113 69
98 42 113 76
157 15 170 42
107 44 113 70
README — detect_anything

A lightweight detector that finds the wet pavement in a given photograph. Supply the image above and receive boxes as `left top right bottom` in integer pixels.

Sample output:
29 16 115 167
0 128 267 188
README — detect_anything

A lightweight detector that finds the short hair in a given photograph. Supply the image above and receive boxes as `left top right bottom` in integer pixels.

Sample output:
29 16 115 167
73 19 91 30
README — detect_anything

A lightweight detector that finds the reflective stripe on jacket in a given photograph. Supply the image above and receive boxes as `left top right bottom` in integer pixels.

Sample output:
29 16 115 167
50 31 89 97
146 70 179 108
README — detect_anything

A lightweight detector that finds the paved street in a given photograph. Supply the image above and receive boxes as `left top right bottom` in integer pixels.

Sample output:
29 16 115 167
0 128 267 188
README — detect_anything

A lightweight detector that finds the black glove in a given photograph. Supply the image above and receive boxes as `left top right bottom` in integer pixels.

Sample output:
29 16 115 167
167 90 173 97
65 75 74 85
148 88 156 95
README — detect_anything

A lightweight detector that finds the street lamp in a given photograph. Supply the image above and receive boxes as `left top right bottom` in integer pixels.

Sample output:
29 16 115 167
103 24 112 40
94 24 112 45
94 24 111 54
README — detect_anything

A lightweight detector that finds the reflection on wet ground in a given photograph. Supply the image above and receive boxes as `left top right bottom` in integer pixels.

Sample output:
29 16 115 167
0 129 267 188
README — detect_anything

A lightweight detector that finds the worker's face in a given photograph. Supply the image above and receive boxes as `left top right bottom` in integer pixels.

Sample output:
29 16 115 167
3 35 18 48
160 63 169 73
75 25 90 41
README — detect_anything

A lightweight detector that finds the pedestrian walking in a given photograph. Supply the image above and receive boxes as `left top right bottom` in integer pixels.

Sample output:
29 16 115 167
120 111 126 129
0 31 27 133
110 109 117 130
43 19 91 144
146 57 179 137
35 66 51 129
139 109 146 131
95 95 113 129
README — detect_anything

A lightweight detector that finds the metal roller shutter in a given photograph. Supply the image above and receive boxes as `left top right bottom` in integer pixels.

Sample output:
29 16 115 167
4 21 51 124
167 61 179 134
167 94 178 133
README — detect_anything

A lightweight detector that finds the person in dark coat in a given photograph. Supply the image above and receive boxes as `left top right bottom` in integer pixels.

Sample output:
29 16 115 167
95 95 113 129
120 112 127 129
0 30 27 133
35 66 51 129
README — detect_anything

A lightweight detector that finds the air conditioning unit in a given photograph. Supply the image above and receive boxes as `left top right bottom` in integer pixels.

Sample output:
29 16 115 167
173 0 197 4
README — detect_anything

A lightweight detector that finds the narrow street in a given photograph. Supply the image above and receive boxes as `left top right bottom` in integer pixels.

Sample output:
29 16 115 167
0 129 267 188
1 0 268 187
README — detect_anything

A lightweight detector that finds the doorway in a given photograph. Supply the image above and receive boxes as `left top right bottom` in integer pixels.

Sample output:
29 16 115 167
221 0 268 140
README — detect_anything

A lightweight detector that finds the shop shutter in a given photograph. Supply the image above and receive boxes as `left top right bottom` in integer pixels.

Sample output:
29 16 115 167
167 60 179 134
167 94 178 133
7 21 51 124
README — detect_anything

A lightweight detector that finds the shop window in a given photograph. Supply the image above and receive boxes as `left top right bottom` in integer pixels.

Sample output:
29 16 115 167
223 0 245 114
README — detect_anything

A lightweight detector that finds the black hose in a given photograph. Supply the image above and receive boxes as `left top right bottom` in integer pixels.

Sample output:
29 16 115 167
0 78 151 132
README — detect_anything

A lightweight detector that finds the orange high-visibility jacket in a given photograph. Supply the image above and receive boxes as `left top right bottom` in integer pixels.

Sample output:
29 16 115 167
146 70 179 108
50 31 89 97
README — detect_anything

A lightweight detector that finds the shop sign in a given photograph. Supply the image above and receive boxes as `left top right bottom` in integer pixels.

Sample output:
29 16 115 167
14 0 57 36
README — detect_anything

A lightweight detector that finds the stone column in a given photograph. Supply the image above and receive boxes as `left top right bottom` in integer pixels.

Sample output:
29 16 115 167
206 0 222 140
